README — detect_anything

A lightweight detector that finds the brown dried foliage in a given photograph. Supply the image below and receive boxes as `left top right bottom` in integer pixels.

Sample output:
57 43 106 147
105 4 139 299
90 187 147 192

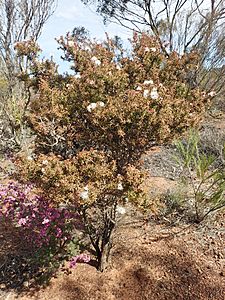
15 32 210 270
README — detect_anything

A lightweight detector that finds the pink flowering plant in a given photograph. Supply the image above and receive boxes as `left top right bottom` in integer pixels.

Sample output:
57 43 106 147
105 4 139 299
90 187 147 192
15 32 210 271
69 253 91 268
0 181 81 270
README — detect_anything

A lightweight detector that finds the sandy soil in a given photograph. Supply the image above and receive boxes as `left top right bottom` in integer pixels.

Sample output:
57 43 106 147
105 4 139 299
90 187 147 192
0 207 224 300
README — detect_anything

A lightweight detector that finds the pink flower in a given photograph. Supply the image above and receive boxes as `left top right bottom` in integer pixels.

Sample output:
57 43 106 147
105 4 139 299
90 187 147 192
69 253 91 268
18 217 27 226
56 227 62 238
42 217 50 224
0 182 77 251
40 228 47 237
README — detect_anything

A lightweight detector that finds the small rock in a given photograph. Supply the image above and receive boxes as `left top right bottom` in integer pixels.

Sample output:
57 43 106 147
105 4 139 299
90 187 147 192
116 205 126 215
0 283 6 289
23 281 29 287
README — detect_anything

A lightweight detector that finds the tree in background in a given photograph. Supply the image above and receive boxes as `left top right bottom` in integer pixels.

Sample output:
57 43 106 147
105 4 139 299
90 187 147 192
82 0 225 100
0 0 57 152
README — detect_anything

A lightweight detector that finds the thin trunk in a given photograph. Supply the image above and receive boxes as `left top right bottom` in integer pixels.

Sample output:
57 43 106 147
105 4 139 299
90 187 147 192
97 239 112 272
96 217 115 271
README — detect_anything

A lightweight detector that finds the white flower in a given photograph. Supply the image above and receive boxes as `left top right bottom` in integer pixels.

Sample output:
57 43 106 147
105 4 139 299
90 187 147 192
75 73 81 79
95 59 101 66
80 186 89 200
91 56 101 66
98 101 105 107
136 86 142 91
87 105 92 112
68 40 74 47
202 92 206 97
87 101 104 111
150 47 157 52
144 80 154 85
27 156 33 161
83 45 91 51
116 65 121 70
143 89 149 98
89 80 95 85
91 103 97 109
42 160 48 165
208 91 216 97
117 183 123 191
87 102 97 112
91 56 98 62
144 47 150 52
116 205 126 215
150 87 159 100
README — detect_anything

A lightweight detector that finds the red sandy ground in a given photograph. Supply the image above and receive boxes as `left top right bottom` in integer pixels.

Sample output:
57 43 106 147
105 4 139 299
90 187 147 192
1 208 224 300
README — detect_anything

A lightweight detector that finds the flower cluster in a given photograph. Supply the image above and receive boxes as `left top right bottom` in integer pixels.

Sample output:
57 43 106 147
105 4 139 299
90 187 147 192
69 253 91 268
0 181 77 249
87 101 105 112
91 56 101 66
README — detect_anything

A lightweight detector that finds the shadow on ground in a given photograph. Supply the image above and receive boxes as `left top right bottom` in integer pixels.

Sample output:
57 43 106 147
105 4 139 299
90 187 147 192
0 212 224 300
58 224 224 300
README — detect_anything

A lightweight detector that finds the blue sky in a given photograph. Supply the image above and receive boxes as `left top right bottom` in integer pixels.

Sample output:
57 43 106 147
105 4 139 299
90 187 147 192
38 0 132 72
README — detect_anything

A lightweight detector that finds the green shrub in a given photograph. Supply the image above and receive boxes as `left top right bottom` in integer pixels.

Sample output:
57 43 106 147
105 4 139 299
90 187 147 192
174 130 225 222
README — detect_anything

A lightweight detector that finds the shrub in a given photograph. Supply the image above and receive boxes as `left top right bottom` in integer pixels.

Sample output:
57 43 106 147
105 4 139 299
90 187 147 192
0 181 79 264
160 189 186 217
199 125 225 167
15 32 210 271
174 130 225 222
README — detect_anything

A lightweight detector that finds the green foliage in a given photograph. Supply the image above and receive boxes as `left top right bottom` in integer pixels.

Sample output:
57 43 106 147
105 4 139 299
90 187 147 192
174 130 225 222
162 189 186 216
